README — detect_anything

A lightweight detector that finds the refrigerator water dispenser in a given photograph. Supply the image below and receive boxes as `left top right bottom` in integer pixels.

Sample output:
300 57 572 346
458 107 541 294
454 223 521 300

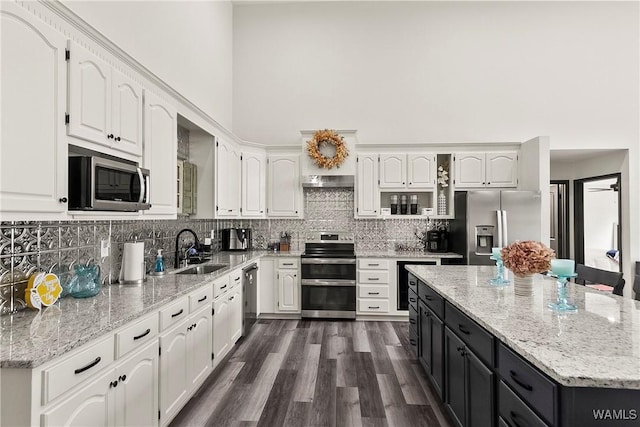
475 226 494 255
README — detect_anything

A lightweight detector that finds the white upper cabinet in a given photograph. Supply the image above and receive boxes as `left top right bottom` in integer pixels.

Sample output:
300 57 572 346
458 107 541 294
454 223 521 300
407 153 437 189
485 152 518 187
241 150 266 218
68 41 143 158
356 154 380 217
267 154 302 218
454 151 517 188
143 91 177 216
216 137 241 218
379 154 406 188
0 3 68 217
379 153 436 189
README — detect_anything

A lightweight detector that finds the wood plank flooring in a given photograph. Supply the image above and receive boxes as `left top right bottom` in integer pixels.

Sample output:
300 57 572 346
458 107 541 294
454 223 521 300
169 320 453 427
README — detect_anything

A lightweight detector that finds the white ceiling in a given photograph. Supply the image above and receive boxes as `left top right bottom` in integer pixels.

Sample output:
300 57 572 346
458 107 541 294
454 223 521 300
550 149 626 163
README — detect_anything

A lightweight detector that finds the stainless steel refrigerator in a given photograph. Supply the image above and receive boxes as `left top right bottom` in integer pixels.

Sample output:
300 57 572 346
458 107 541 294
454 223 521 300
449 191 542 265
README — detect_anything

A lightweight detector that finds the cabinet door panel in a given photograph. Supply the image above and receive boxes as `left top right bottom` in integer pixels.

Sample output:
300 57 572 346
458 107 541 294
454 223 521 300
242 151 266 217
68 40 111 145
228 287 243 343
431 311 445 398
268 155 301 217
213 297 230 364
159 319 189 422
144 91 177 215
41 368 114 427
1 5 68 215
379 154 406 188
419 301 431 371
111 70 143 156
189 306 212 389
356 155 379 217
454 152 485 188
444 327 465 427
408 153 436 188
278 271 299 312
115 341 159 427
467 348 494 427
486 152 518 187
217 139 241 217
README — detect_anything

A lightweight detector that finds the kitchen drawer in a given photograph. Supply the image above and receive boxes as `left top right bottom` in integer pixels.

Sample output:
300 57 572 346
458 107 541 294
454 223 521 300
277 259 299 269
115 312 158 359
445 301 494 366
498 342 556 425
228 268 243 288
358 298 390 313
358 284 389 298
409 304 418 330
189 285 213 312
42 334 115 405
408 272 418 295
498 381 549 427
358 270 389 284
408 288 418 311
159 296 189 331
358 259 389 270
418 280 444 318
213 273 230 299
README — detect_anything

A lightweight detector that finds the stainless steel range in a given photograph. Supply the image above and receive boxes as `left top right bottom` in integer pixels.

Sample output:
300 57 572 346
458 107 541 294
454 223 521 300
301 231 356 319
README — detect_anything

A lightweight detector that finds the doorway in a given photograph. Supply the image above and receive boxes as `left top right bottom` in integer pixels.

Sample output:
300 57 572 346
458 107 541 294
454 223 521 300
549 181 569 259
574 174 622 272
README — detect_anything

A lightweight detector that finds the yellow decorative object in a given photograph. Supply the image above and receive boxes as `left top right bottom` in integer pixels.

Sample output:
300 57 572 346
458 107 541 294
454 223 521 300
25 272 62 310
306 129 349 169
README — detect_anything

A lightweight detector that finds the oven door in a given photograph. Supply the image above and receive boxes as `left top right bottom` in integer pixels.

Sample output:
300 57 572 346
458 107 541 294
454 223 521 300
301 257 356 281
301 280 356 319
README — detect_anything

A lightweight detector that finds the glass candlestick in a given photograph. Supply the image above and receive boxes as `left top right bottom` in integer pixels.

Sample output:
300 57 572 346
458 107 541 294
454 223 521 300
489 255 509 286
547 273 578 312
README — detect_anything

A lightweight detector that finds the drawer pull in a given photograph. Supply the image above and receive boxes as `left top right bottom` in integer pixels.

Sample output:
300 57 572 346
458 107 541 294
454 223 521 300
171 309 184 318
229 296 235 301
509 410 525 427
133 328 151 341
197 295 208 303
234 276 241 281
282 263 294 266
424 295 433 301
110 380 118 388
409 339 416 346
509 370 534 391
409 297 416 303
368 292 380 295
74 356 102 375
409 281 416 286
458 324 470 335
410 319 416 324
368 277 380 281
118 374 127 382
369 263 380 267
220 285 227 290
368 306 380 309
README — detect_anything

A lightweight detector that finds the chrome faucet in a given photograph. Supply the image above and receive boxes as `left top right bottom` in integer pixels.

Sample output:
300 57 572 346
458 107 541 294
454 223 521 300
175 229 201 268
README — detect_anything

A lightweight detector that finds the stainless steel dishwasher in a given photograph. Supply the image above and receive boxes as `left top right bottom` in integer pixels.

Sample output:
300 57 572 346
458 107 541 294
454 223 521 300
242 263 258 336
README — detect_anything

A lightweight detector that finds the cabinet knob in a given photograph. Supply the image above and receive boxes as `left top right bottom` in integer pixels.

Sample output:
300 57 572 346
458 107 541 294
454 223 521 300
402 182 405 185
115 136 121 141
107 133 114 139
59 197 68 203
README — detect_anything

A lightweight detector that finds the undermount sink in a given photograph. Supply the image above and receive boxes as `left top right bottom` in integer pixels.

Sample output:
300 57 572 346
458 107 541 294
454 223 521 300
176 264 227 275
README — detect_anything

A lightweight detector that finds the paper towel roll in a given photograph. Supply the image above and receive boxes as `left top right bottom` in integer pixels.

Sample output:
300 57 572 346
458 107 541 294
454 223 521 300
120 242 145 284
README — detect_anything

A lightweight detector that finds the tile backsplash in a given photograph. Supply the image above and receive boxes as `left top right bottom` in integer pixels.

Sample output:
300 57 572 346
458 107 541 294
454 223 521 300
0 188 443 315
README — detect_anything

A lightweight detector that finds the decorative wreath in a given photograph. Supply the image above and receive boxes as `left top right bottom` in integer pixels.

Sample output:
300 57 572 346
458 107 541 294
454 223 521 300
306 129 349 169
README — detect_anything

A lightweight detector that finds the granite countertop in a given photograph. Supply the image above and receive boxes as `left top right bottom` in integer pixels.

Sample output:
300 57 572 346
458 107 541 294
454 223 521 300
356 250 463 259
406 265 640 389
0 251 266 369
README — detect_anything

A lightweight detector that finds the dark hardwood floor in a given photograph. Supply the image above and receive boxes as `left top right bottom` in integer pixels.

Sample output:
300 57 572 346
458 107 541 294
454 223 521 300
170 319 453 427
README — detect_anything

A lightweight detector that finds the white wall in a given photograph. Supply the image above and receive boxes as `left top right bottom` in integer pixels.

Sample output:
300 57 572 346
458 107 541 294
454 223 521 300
232 1 639 147
63 0 233 129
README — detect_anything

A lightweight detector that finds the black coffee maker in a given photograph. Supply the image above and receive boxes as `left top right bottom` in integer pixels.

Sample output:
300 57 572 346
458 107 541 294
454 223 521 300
426 228 449 253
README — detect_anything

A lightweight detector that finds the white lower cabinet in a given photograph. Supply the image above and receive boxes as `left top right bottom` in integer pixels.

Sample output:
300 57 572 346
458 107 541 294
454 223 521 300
159 295 212 426
212 271 243 367
276 258 300 313
42 340 159 427
357 258 392 315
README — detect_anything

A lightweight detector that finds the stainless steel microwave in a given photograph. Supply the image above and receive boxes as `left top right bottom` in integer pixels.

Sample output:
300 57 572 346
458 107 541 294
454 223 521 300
68 156 151 211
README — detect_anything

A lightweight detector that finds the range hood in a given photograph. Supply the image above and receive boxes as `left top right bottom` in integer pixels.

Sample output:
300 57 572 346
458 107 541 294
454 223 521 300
302 175 354 188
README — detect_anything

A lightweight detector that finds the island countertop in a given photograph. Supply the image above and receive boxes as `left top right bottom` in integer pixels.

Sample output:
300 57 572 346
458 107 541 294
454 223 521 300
406 265 640 389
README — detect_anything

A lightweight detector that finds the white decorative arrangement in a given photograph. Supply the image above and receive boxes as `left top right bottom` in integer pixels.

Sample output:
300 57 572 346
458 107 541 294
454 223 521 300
437 165 449 215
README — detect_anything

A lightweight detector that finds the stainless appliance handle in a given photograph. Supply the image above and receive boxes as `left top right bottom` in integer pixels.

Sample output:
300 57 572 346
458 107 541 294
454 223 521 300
301 258 356 265
496 210 503 248
502 210 508 246
301 279 356 287
137 167 145 204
